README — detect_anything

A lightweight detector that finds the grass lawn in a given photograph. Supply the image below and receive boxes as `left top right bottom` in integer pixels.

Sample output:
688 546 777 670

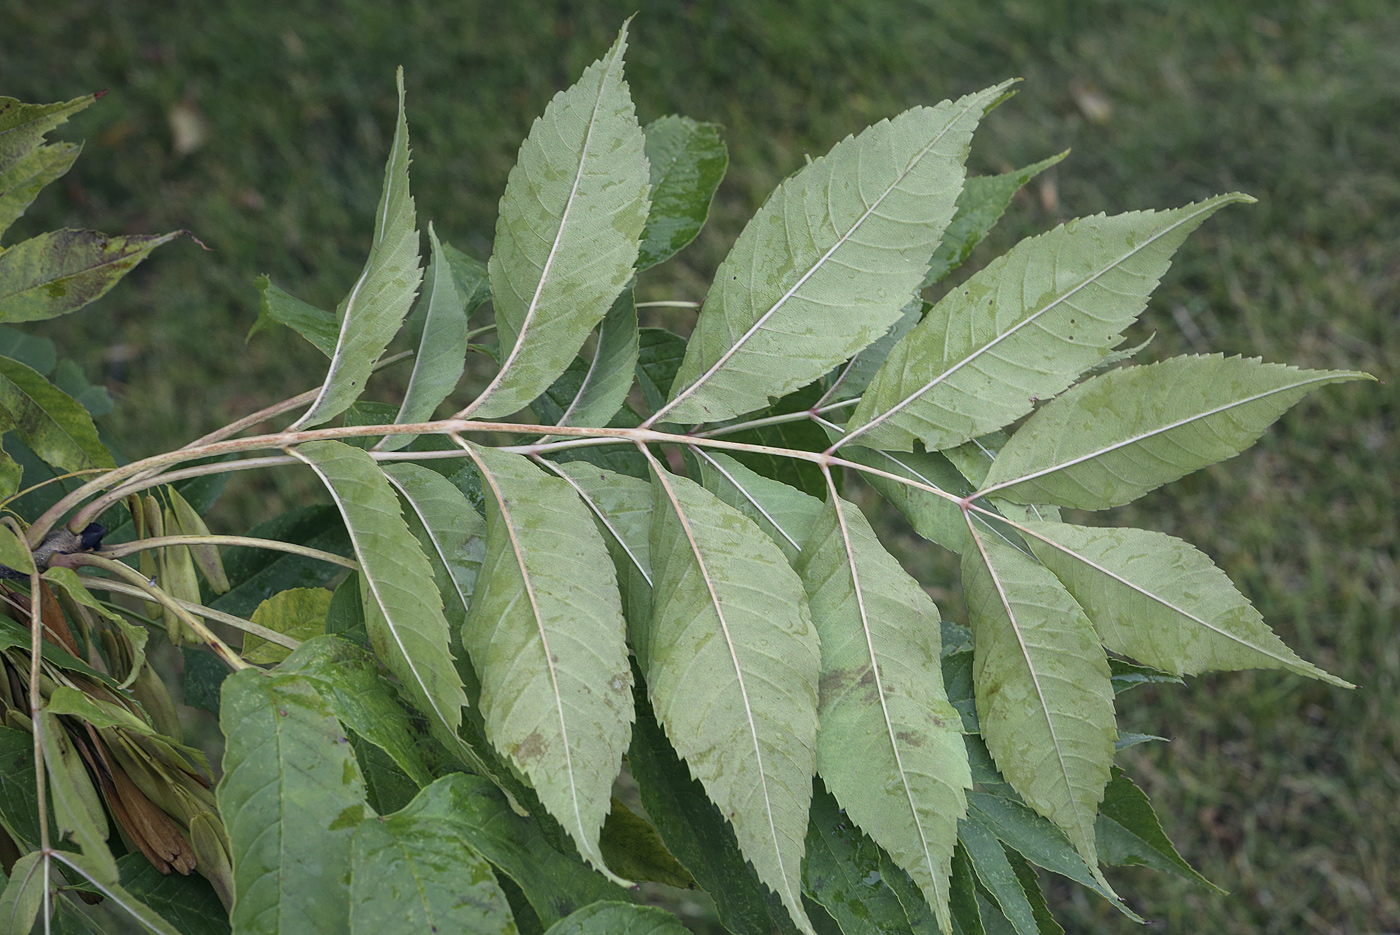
2 1 1396 932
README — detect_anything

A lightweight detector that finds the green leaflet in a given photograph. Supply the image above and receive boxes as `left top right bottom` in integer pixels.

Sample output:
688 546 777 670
383 461 487 632
0 727 46 854
1021 520 1348 686
0 851 43 935
472 24 651 419
821 298 925 409
403 773 625 928
646 463 821 935
241 587 330 664
627 681 803 935
289 441 468 759
216 669 366 935
843 194 1252 452
960 533 1116 888
798 496 970 933
802 782 919 935
462 443 633 880
0 94 92 172
0 93 94 239
40 712 118 884
980 355 1372 509
278 634 434 788
0 521 32 573
1095 767 1220 890
696 451 822 563
248 276 338 356
0 228 185 324
920 153 1067 289
382 224 470 449
0 354 114 472
349 788 515 935
116 853 230 935
544 901 691 935
962 793 1135 919
957 819 1039 935
0 145 78 244
659 83 1010 426
294 68 421 429
638 115 728 271
440 239 493 313
552 463 654 661
540 286 639 429
636 327 687 415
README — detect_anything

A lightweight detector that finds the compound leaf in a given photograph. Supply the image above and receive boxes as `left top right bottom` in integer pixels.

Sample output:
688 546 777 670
844 194 1251 452
472 24 650 419
462 443 633 880
660 83 1010 425
980 355 1372 509
960 533 1116 888
216 669 367 935
296 68 421 428
646 464 821 934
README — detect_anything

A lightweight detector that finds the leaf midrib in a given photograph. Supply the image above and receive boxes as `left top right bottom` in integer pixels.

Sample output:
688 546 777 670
648 458 800 913
968 523 1093 849
655 97 982 424
842 199 1229 449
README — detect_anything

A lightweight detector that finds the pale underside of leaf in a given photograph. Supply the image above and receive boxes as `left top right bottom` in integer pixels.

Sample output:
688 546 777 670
1021 520 1350 686
552 460 657 661
981 354 1373 509
294 67 421 428
461 443 634 881
961 528 1117 887
645 462 821 935
470 24 651 419
381 223 469 449
658 82 1012 426
382 461 486 630
288 440 468 752
843 193 1253 452
695 450 823 563
797 494 970 934
554 285 639 428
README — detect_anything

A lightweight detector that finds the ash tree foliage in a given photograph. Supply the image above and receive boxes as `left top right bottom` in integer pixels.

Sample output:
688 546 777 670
0 21 1372 935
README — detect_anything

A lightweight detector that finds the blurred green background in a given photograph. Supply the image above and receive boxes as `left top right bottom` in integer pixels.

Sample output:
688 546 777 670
2 0 1395 932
